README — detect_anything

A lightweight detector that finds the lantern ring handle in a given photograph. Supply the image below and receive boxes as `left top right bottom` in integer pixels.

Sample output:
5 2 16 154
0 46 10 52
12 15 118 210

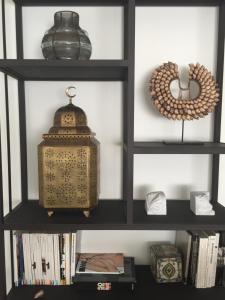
65 86 76 103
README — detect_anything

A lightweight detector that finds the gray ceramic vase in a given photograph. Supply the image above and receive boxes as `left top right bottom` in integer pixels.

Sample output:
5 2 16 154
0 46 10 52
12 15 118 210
41 11 92 60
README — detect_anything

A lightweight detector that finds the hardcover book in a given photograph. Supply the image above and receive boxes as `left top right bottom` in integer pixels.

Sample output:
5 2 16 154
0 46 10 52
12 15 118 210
73 257 135 291
76 253 124 274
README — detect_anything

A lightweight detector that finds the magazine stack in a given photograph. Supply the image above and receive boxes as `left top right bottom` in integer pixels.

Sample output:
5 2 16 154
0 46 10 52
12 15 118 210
73 253 136 291
13 232 80 286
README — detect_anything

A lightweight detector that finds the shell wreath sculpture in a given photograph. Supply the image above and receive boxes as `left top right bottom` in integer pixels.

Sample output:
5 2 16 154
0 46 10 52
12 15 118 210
149 62 220 121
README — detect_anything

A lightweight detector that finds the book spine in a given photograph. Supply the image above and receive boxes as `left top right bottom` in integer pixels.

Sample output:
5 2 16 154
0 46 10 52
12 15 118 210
48 234 55 285
35 234 42 285
18 233 24 285
65 233 71 285
60 234 66 285
184 234 192 284
210 233 220 287
44 234 51 285
195 235 208 288
40 234 46 285
22 234 29 285
205 234 215 287
53 234 61 285
71 233 76 282
190 233 199 285
29 234 36 285
13 232 19 286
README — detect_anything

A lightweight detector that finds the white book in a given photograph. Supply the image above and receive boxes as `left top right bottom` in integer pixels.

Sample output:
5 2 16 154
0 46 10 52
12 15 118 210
40 234 47 284
175 231 192 284
32 234 42 285
65 233 71 285
29 235 36 285
48 235 53 284
53 234 61 285
205 232 216 288
13 232 19 286
202 232 210 288
70 233 76 281
43 234 51 285
210 232 220 287
48 234 55 284
37 234 43 284
22 234 30 284
25 234 33 285
195 232 208 288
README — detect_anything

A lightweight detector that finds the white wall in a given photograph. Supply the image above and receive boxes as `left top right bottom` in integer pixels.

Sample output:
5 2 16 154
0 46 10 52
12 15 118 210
1 2 225 285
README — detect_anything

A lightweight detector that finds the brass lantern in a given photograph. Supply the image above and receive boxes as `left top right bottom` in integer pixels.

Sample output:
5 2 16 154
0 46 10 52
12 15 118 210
38 87 99 217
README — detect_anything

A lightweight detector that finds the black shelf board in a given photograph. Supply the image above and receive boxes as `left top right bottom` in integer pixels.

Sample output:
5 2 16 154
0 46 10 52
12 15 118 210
134 200 225 230
13 0 127 6
133 142 225 154
4 199 225 231
13 0 224 6
7 266 225 300
4 200 127 230
136 0 223 6
0 60 128 81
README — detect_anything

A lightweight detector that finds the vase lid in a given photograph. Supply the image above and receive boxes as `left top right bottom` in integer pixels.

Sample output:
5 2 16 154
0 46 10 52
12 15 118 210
47 87 92 136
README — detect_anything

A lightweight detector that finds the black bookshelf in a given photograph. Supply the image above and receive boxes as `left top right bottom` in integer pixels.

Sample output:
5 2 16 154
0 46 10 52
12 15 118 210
1 0 225 299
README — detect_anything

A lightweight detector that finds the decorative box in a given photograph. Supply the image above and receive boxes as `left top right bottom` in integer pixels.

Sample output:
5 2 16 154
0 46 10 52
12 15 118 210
150 244 182 283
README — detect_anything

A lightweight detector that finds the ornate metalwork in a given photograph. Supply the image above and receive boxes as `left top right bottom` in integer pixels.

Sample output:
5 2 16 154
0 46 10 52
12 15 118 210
38 87 99 213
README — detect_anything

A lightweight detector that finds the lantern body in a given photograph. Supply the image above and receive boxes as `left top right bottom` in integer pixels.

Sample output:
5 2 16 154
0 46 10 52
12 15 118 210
38 101 99 212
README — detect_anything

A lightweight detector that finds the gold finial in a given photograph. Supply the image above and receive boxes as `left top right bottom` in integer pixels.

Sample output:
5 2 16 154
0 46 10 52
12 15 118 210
65 86 76 104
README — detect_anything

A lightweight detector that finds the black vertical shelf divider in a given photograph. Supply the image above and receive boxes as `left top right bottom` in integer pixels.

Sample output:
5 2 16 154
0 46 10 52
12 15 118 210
15 2 28 203
1 1 10 299
211 2 225 204
0 134 7 300
123 0 135 224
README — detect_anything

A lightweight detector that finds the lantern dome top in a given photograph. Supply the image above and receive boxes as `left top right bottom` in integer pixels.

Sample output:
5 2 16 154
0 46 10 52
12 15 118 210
48 103 91 135
47 87 92 135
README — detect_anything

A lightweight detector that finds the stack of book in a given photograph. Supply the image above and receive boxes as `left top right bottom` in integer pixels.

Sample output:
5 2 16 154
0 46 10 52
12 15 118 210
13 232 81 286
73 253 136 291
176 231 220 288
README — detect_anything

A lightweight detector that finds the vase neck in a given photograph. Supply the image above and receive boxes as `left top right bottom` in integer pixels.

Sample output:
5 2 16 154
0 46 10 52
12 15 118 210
54 11 79 28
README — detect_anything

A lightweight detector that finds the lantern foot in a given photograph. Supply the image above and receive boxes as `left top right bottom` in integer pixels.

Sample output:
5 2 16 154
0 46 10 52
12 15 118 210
83 210 90 218
47 211 54 217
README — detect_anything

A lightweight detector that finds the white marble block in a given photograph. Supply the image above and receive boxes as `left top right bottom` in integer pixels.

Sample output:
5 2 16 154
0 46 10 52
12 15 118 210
145 191 167 215
190 191 215 216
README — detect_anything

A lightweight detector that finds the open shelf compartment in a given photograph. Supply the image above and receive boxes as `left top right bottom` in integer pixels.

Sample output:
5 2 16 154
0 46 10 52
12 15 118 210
7 266 225 300
133 200 225 230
